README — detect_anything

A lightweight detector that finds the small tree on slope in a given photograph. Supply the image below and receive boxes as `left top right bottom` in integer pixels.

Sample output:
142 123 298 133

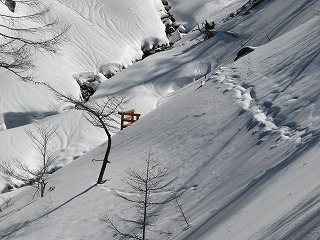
0 123 59 198
46 84 127 184
101 151 176 240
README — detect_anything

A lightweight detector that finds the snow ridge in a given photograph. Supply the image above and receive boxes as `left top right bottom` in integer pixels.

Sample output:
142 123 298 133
209 64 301 145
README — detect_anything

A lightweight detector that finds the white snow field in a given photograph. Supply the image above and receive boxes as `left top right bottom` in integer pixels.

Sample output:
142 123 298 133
0 0 169 189
1 0 320 239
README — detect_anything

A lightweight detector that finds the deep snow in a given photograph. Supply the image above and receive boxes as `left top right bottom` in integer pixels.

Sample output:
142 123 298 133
1 0 320 239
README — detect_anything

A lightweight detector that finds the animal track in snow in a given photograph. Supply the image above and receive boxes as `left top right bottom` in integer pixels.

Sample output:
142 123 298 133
210 66 307 144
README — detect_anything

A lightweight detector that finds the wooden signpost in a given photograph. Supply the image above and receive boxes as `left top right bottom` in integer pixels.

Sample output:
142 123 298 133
118 109 141 130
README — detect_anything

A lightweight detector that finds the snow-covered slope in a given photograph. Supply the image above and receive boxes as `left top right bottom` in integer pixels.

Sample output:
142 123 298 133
0 0 169 189
1 0 320 239
167 0 247 30
0 0 169 114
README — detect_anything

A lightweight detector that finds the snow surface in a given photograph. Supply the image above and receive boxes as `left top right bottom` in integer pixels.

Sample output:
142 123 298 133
0 0 169 187
1 0 320 239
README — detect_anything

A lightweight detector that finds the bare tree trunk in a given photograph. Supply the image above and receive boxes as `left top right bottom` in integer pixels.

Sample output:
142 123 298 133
40 180 46 198
142 159 150 240
45 84 126 185
97 127 111 184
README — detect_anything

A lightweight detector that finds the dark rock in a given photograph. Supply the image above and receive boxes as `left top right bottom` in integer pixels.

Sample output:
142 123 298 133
234 46 255 61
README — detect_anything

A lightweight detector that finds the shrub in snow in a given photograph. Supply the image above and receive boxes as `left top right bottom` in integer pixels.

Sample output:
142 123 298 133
0 123 59 198
193 20 216 40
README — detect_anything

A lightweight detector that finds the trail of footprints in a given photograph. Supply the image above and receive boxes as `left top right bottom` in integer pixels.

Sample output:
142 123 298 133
205 66 310 145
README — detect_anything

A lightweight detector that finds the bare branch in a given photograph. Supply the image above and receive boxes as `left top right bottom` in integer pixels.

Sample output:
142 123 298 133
0 0 69 80
173 188 190 228
101 214 143 240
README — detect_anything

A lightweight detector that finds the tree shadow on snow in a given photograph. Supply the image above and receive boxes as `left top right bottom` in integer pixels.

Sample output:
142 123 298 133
258 187 320 240
181 133 320 240
0 184 96 239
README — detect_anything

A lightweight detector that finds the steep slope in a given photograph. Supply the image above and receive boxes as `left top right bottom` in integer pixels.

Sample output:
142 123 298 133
0 0 168 115
1 0 320 239
94 0 319 115
179 15 320 240
0 0 169 191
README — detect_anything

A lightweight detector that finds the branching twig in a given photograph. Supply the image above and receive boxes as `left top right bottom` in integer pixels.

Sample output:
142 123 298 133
173 187 190 228
0 0 69 80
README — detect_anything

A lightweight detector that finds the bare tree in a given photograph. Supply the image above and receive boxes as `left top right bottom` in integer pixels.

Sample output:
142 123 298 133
101 151 176 240
46 84 127 184
0 0 69 81
0 123 59 198
173 187 190 229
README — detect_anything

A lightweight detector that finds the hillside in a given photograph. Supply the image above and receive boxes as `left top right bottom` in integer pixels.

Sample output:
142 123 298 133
1 0 320 239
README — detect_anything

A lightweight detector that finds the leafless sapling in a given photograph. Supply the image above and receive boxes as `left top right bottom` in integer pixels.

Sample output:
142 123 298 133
101 151 176 240
0 123 59 198
0 0 69 81
46 84 127 184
